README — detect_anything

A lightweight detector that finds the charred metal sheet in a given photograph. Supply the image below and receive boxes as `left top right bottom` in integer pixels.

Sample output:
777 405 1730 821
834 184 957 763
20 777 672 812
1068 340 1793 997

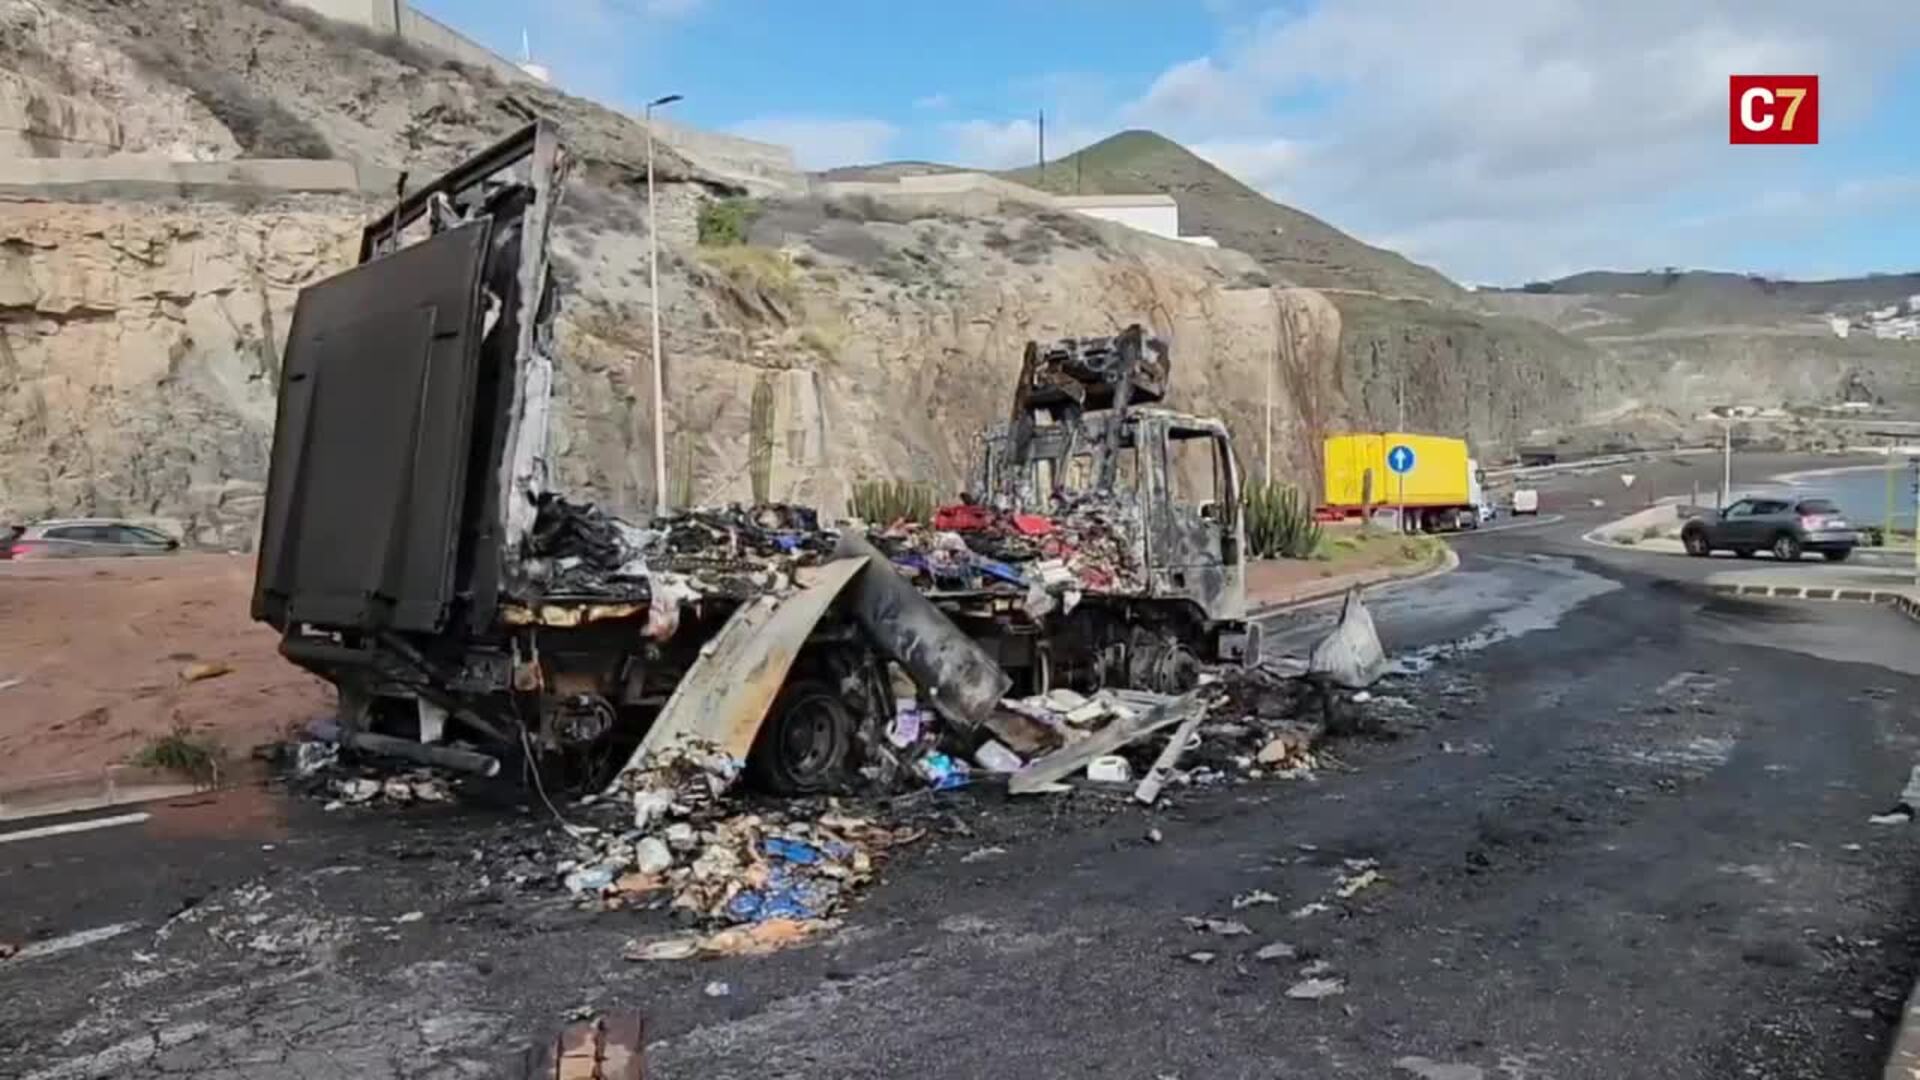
498 601 647 628
252 220 494 635
610 556 870 784
346 731 501 777
1008 688 1207 794
834 533 1012 731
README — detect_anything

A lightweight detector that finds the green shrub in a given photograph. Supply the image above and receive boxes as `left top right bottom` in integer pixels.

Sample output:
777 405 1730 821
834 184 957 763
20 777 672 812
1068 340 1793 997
133 722 226 787
1243 479 1322 559
850 479 936 526
697 197 761 247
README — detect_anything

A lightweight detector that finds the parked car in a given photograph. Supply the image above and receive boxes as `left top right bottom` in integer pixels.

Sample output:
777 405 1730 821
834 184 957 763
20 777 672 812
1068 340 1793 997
0 519 181 560
1679 496 1857 562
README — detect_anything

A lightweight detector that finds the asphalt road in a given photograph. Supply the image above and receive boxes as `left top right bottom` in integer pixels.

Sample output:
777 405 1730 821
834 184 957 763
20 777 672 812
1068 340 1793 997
6 452 1920 1079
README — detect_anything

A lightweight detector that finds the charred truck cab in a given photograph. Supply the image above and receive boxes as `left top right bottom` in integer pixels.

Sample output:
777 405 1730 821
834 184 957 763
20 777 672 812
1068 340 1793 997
952 326 1260 696
251 125 1256 793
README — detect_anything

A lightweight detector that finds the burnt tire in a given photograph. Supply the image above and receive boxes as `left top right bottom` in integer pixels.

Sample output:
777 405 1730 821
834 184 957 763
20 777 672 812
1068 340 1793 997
747 678 856 796
1772 533 1803 561
1682 529 1710 557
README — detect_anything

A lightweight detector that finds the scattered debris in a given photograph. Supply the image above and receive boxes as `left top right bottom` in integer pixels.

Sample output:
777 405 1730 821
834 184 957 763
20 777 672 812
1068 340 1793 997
1254 941 1298 962
0 941 16 961
179 661 234 683
1286 977 1346 1000
961 846 1007 864
1869 811 1910 826
624 918 840 962
1392 1056 1487 1080
1133 706 1208 805
1231 890 1280 910
1298 959 1335 977
1183 917 1252 937
1186 951 1218 965
1087 756 1133 783
1146 827 1164 844
395 911 425 924
1335 868 1382 898
703 981 732 998
1291 902 1331 919
0 677 21 692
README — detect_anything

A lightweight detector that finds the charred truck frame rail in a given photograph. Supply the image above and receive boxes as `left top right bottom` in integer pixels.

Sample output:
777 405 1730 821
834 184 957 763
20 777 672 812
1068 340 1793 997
251 123 1256 794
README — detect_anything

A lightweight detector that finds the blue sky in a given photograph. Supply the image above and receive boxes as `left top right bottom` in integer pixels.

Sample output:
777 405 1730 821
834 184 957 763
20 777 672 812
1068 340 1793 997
416 0 1920 285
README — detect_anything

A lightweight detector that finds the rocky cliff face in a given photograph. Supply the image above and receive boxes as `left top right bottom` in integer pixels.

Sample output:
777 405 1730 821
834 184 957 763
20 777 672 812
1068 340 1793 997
0 197 367 543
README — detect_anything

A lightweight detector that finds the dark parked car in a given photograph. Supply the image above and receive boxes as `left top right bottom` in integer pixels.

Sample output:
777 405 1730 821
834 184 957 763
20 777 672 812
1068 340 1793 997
1680 496 1857 562
0 519 180 560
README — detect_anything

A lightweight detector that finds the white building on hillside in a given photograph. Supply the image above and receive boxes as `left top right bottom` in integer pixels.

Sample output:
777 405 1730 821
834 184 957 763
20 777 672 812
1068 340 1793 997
1054 194 1217 246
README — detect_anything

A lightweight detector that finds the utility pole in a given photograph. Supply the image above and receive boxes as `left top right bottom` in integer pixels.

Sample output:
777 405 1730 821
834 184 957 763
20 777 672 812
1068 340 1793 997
1037 109 1045 184
645 92 683 518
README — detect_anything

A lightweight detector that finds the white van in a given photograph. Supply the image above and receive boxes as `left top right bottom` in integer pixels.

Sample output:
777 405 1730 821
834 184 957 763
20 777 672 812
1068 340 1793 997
1511 488 1540 515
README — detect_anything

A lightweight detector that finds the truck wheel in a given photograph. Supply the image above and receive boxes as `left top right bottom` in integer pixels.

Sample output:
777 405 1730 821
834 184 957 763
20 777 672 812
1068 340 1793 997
1772 533 1802 562
747 678 855 795
1682 530 1710 557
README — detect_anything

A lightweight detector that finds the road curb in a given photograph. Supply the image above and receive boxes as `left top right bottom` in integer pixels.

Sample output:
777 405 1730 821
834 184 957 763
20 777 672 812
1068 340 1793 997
1703 581 1920 621
1249 545 1461 618
0 767 206 823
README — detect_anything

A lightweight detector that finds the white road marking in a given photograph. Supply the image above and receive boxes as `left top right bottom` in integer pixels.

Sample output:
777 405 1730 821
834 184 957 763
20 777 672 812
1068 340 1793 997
6 922 140 964
0 811 149 845
1453 514 1565 537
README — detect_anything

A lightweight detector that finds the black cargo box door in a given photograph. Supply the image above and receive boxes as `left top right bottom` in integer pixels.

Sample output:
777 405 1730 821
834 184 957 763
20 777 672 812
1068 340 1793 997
253 220 494 634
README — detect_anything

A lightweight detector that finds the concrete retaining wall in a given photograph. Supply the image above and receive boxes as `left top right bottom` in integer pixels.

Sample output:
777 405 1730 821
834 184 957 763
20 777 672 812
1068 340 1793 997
399 7 530 84
0 157 402 199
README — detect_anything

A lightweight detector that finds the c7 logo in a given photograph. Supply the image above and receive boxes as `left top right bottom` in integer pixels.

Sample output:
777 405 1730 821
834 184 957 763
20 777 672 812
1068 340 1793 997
1730 75 1820 145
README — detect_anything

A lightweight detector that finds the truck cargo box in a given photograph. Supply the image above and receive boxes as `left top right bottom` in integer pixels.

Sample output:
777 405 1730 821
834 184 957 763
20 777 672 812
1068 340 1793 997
1323 432 1470 509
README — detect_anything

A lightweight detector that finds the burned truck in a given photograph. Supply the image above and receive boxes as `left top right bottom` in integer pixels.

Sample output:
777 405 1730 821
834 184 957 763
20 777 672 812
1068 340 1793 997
251 123 1258 794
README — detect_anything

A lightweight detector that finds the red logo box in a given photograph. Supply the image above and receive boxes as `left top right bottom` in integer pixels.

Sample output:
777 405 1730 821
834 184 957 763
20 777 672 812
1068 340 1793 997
1730 75 1819 144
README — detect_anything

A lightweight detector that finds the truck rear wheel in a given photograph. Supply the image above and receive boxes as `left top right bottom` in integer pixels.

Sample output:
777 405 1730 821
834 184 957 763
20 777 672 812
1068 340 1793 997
747 678 856 795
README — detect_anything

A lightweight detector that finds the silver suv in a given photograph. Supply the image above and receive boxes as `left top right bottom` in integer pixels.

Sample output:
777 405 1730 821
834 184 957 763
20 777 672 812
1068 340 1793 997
0 519 181 560
1680 496 1857 562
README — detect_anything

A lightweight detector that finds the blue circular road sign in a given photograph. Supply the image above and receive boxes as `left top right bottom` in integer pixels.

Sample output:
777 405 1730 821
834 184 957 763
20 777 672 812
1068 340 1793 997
1387 444 1416 474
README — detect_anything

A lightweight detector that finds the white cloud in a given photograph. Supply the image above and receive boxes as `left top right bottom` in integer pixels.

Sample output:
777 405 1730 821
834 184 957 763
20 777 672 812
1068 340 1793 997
1187 137 1303 190
942 119 1041 169
1100 0 1920 281
913 93 952 110
728 116 901 169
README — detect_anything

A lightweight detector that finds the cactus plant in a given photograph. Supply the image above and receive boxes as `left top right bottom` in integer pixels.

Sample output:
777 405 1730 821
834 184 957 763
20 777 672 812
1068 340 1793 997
748 375 775 505
849 478 936 527
669 430 695 510
1243 478 1322 559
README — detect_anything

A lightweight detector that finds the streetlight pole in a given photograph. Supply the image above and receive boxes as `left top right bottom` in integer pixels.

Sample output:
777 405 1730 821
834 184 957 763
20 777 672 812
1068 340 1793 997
1721 418 1732 508
645 92 683 518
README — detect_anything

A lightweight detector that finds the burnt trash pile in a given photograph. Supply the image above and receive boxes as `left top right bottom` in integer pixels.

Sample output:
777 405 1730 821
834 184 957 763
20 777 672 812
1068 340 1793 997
517 497 841 623
874 495 1147 612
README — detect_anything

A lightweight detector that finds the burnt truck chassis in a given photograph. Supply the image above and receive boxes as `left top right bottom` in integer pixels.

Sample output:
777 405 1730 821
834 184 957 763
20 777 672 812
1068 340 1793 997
251 123 1255 793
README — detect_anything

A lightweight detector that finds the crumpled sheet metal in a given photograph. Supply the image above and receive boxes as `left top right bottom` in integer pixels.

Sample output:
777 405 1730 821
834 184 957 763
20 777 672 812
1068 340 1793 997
607 555 871 787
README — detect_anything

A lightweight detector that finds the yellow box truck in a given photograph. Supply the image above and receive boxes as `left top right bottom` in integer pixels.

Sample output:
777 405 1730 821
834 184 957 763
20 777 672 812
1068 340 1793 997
1321 432 1486 531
